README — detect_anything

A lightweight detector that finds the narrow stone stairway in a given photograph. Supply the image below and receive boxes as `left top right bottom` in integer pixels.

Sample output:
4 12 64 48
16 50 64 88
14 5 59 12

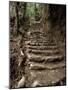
24 28 66 87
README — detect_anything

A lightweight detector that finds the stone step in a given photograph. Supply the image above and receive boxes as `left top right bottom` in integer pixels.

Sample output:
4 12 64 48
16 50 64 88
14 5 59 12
29 60 65 70
27 54 64 63
25 40 50 45
30 30 45 33
28 49 61 55
30 40 50 43
26 45 59 50
29 37 49 41
30 35 47 38
28 55 64 63
28 34 48 37
29 31 48 34
30 33 47 37
27 42 57 46
29 35 48 38
30 32 45 35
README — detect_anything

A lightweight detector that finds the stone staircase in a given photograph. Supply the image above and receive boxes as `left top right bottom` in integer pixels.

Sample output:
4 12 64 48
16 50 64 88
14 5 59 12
17 28 65 88
23 28 66 87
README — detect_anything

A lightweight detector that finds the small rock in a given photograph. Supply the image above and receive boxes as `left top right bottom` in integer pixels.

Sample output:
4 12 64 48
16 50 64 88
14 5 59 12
17 76 25 88
32 80 41 87
21 50 24 56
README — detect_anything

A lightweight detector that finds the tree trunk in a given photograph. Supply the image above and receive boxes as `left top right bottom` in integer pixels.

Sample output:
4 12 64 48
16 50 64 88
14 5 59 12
42 4 50 32
23 3 27 22
15 2 19 35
